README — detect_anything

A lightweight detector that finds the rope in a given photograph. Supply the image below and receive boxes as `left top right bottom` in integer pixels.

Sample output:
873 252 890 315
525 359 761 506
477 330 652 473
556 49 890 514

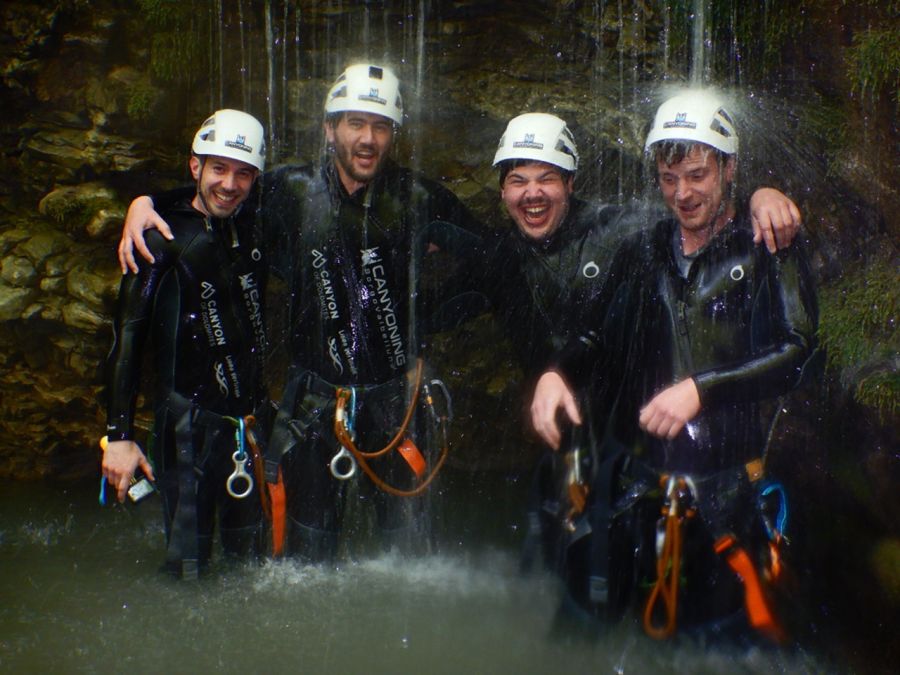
332 359 449 497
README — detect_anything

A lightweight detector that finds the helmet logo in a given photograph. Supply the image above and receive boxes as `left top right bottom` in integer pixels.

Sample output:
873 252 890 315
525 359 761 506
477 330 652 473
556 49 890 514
663 112 697 130
513 133 544 150
358 87 387 106
224 134 252 154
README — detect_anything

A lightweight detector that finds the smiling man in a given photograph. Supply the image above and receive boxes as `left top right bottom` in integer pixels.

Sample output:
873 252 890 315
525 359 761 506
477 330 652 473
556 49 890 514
488 111 807 627
530 91 818 640
104 110 269 579
117 64 484 563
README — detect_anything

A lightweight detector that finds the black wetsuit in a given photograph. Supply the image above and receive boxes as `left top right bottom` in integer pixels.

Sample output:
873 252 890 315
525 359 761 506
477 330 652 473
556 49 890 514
554 205 818 631
486 197 649 377
257 159 484 559
106 197 268 576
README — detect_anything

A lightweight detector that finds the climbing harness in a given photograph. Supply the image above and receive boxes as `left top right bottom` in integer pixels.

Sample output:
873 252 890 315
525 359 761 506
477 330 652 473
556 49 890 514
643 474 697 640
332 358 452 497
225 416 254 499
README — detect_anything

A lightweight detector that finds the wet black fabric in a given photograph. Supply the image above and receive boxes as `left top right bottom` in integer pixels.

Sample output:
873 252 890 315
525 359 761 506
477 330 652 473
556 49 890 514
553 204 818 630
106 198 268 567
262 159 485 385
556 206 819 475
148 160 482 556
483 197 651 379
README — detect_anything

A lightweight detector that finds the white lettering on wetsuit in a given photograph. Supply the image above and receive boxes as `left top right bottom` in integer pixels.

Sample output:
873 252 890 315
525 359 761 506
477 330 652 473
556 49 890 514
312 248 340 321
238 271 266 353
361 247 406 369
200 281 227 347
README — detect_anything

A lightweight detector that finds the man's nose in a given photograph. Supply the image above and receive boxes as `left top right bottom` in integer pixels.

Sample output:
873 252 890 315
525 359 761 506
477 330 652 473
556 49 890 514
524 181 543 198
221 172 236 190
359 124 375 144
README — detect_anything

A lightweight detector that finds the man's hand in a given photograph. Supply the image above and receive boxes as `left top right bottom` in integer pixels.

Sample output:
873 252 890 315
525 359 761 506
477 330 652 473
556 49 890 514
102 440 155 503
749 187 801 253
118 196 174 274
530 370 582 450
639 378 702 440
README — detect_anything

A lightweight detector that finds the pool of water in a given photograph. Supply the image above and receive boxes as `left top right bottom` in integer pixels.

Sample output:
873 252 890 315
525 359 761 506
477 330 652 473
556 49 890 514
0 477 846 673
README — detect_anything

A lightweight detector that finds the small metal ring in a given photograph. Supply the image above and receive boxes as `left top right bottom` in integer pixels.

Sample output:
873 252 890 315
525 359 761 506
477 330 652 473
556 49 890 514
226 451 254 499
330 446 357 480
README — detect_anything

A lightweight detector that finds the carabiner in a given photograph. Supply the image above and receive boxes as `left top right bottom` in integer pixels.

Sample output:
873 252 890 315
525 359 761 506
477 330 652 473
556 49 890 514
330 445 357 480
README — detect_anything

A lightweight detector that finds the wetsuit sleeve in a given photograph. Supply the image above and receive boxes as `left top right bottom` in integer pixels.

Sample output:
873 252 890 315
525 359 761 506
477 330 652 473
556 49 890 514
150 186 195 212
257 167 302 281
693 241 819 406
105 233 177 441
418 181 493 332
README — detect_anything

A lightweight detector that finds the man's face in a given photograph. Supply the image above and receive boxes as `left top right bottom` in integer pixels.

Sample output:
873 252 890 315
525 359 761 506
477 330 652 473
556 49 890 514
500 162 574 241
656 144 734 235
190 155 257 218
325 111 394 192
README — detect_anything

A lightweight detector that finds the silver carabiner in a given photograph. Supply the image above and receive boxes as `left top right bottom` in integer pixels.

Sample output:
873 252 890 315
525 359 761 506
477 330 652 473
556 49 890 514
226 450 254 499
330 446 357 480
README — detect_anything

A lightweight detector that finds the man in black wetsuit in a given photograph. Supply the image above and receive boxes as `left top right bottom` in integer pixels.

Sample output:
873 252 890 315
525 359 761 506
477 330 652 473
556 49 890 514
489 112 804 624
118 64 484 562
531 90 818 641
103 110 269 579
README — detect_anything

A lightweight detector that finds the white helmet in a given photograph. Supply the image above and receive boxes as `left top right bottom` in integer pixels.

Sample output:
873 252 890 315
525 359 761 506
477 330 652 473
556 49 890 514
324 63 404 126
493 113 579 172
644 90 738 155
192 109 266 171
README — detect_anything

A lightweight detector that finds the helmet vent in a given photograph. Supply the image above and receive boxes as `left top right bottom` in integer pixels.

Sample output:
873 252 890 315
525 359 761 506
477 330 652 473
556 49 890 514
710 118 732 138
369 65 384 79
331 85 348 100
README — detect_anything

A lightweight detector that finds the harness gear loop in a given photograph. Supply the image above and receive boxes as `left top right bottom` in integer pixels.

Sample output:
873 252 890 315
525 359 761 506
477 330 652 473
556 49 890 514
643 474 696 640
332 358 450 497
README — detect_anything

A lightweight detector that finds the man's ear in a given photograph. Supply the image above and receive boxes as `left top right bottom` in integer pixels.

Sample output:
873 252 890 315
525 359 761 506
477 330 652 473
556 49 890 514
323 119 336 145
724 156 736 184
189 156 202 181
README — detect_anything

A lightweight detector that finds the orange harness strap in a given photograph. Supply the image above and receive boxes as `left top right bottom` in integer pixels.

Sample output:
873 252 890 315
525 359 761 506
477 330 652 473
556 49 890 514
244 415 286 557
267 467 287 556
714 534 787 644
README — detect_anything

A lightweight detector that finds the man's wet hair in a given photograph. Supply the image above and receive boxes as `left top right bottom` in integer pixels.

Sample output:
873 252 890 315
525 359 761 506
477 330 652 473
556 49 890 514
324 111 399 131
498 159 574 188
653 140 731 168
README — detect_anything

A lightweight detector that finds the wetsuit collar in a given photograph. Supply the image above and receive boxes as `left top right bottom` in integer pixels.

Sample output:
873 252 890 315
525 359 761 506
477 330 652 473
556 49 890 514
513 197 589 253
